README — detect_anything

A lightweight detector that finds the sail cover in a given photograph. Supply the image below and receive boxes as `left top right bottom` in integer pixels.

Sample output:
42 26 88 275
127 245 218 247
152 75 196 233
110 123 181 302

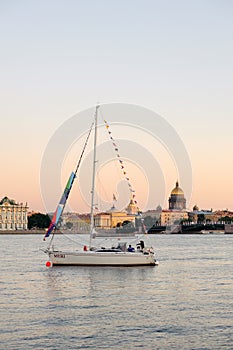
44 172 76 239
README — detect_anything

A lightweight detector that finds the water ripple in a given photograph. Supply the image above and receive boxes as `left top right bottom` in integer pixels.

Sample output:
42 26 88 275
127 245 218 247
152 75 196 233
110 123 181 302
0 234 233 349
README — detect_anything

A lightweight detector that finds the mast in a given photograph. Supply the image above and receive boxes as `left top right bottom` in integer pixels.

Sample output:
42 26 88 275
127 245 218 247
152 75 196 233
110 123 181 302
90 105 99 247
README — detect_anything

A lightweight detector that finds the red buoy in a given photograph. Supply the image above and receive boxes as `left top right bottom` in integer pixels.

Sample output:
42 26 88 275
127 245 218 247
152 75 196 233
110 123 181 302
46 261 51 267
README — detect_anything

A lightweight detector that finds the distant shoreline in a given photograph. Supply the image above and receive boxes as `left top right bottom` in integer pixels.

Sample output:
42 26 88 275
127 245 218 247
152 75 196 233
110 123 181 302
0 230 45 234
0 230 229 235
0 230 90 235
0 230 66 235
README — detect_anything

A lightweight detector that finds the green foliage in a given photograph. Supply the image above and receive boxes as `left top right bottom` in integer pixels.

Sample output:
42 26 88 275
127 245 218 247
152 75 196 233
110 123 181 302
122 220 133 227
197 214 205 222
118 220 135 233
28 213 51 230
220 216 233 223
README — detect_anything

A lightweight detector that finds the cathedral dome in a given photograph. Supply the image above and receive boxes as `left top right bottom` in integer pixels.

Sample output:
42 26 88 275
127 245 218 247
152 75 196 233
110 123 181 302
169 181 186 210
171 181 184 196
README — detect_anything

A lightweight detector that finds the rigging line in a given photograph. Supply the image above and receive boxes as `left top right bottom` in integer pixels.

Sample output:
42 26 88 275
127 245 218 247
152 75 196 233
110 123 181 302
98 110 120 160
62 233 90 247
45 118 95 245
74 119 95 176
99 112 139 208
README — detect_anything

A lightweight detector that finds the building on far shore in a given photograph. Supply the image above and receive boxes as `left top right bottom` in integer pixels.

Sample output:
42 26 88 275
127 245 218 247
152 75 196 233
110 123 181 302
61 212 90 232
0 196 28 230
188 207 233 224
168 181 186 210
188 206 215 223
61 198 138 231
160 209 188 226
161 181 188 225
141 182 188 227
94 199 138 230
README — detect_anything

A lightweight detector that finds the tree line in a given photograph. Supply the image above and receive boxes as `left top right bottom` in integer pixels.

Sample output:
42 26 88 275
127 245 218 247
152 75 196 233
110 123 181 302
28 213 51 230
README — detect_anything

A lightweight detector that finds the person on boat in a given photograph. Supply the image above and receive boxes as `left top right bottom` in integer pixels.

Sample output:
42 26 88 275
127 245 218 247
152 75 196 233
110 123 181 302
127 244 135 252
136 240 145 252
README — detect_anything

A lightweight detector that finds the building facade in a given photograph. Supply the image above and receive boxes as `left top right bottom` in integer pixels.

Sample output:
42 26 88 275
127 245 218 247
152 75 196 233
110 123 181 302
0 197 28 230
159 182 188 225
94 209 135 229
61 212 90 232
94 199 138 230
188 208 233 223
61 200 138 231
160 209 188 226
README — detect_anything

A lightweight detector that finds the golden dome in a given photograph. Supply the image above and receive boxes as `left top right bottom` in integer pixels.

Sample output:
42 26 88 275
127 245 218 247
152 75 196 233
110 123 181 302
171 181 184 196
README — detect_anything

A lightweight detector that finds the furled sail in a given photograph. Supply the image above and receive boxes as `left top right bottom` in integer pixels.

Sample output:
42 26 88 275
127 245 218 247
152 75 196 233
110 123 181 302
43 118 95 242
43 171 76 240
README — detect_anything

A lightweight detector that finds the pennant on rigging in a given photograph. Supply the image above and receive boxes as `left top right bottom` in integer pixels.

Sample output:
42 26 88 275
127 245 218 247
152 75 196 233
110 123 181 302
102 118 139 209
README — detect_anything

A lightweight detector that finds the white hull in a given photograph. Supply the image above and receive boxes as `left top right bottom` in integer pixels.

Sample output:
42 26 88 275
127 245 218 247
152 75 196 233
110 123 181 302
48 250 158 266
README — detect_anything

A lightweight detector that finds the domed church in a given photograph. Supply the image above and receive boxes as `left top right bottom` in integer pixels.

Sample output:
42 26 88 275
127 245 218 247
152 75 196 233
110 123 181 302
168 181 186 210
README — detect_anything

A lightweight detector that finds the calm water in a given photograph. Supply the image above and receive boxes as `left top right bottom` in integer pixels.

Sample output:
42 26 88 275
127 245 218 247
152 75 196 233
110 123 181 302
0 234 233 350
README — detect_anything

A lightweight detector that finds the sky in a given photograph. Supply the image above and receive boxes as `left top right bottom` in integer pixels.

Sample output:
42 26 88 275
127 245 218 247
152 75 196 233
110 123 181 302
0 0 233 213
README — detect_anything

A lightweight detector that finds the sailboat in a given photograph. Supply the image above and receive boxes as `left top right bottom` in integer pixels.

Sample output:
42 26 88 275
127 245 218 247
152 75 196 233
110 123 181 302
43 106 158 266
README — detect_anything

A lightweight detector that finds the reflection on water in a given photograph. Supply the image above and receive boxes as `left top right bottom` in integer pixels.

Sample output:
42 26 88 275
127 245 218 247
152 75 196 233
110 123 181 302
0 234 233 349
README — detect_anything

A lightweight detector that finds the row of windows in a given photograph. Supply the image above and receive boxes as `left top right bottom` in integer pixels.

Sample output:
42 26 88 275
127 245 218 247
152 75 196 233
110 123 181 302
0 213 26 216
0 224 27 229
0 208 27 211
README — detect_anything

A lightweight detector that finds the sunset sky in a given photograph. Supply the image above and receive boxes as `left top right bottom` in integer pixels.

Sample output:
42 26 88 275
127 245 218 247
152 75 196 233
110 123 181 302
1 0 233 213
